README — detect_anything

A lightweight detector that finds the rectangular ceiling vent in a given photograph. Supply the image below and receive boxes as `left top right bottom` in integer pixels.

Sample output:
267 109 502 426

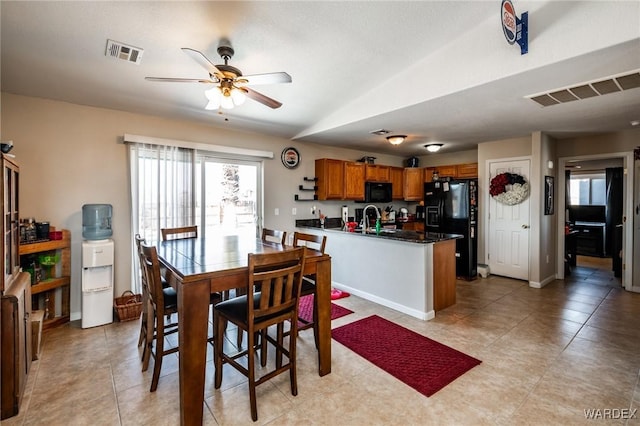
105 39 143 65
527 69 640 107
370 129 392 136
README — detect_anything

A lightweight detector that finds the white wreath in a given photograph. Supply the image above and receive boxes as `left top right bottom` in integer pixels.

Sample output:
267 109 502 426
493 182 529 205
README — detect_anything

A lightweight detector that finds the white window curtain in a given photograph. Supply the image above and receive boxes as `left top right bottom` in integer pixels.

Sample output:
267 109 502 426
128 143 195 292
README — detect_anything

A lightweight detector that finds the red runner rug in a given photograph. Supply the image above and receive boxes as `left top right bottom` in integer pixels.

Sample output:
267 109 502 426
298 294 353 327
331 315 481 397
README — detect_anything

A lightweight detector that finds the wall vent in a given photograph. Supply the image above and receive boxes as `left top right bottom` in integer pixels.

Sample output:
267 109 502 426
527 69 640 107
105 39 143 65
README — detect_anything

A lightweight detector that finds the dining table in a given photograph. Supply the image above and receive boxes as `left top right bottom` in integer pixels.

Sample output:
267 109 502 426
155 234 332 426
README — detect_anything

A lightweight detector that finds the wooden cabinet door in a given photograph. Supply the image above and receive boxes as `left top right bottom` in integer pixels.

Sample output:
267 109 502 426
344 161 365 200
390 167 404 199
437 164 457 178
403 168 423 200
365 165 390 182
315 159 344 200
456 163 478 178
424 167 436 182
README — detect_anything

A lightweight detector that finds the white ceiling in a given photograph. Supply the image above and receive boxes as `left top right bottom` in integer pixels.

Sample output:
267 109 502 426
2 1 639 157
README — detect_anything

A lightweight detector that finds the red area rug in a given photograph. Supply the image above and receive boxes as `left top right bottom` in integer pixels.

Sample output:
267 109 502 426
331 315 481 397
298 294 353 327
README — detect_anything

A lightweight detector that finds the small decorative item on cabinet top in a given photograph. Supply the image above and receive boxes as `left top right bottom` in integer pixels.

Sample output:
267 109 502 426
281 147 300 169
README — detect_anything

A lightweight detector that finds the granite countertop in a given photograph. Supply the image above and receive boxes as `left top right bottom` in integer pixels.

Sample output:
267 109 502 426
295 219 461 244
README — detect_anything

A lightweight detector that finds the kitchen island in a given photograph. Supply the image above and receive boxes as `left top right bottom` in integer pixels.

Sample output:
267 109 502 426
295 222 460 320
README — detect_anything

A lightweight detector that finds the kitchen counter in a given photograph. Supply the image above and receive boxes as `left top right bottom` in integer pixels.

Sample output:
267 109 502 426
295 221 460 320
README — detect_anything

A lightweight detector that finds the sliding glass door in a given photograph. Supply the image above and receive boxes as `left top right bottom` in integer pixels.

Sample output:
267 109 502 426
195 155 261 239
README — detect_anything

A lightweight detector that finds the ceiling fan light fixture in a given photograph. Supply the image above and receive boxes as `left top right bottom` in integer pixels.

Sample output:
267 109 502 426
230 87 246 105
424 143 443 153
386 135 406 145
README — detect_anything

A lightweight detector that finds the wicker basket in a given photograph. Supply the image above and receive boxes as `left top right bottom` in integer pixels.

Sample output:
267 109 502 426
114 290 142 322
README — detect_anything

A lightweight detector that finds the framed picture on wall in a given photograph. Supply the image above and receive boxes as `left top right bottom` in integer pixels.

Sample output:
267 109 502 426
545 175 554 215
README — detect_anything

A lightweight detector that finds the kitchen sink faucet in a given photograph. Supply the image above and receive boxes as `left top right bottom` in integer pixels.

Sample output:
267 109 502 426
361 204 381 233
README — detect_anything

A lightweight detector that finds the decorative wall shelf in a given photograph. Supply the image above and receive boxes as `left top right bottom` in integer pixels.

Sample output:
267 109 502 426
295 177 319 201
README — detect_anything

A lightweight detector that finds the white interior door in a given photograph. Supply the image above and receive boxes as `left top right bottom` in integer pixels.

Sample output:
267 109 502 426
488 159 531 280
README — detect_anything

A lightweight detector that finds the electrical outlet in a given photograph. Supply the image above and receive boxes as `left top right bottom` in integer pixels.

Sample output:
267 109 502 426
546 254 550 263
274 208 279 216
292 207 297 215
311 205 316 215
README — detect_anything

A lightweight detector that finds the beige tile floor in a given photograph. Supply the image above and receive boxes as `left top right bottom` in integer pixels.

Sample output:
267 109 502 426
6 258 640 425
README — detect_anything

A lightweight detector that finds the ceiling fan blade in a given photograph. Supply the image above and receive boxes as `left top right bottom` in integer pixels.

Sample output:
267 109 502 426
241 72 292 85
243 87 283 109
145 77 216 83
181 48 225 79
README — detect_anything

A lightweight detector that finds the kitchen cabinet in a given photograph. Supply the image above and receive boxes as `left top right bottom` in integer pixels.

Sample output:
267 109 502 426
315 159 344 200
365 164 390 182
424 163 478 182
573 223 606 257
20 230 71 329
456 163 478 178
390 167 404 200
344 161 365 200
424 167 437 183
435 164 457 179
403 168 423 200
433 239 456 311
402 221 424 232
1 154 32 420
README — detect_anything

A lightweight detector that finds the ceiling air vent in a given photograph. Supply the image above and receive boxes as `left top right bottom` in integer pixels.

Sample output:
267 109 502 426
370 129 392 136
527 69 640 107
105 39 143 64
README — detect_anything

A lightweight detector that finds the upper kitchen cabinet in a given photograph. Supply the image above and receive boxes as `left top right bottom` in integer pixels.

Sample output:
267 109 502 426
435 164 457 179
315 159 344 200
456 163 478 178
390 167 404 200
403 168 423 201
344 161 365 200
365 164 390 182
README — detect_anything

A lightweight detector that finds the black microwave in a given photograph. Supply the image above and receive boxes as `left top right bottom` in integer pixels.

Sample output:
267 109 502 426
364 181 392 203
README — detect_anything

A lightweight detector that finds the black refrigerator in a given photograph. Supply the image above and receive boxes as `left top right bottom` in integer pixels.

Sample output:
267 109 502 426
424 179 478 280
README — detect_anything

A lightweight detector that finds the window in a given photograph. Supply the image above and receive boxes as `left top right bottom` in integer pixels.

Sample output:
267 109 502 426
569 173 606 205
129 142 262 292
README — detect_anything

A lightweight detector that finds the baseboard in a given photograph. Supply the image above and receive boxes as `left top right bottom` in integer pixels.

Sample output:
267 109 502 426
528 274 555 288
331 282 435 321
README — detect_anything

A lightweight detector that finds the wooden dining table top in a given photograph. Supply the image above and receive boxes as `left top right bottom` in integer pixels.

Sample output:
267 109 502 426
156 234 328 281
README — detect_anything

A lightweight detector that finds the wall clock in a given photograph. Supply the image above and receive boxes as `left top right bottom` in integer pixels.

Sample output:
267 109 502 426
281 147 300 169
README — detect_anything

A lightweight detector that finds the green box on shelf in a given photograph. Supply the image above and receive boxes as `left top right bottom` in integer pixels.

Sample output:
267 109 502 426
38 252 59 266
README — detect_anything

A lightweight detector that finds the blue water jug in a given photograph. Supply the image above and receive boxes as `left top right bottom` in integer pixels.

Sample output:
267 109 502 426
82 204 113 240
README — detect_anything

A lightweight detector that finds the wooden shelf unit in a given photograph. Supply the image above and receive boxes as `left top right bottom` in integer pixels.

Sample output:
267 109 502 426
19 230 71 330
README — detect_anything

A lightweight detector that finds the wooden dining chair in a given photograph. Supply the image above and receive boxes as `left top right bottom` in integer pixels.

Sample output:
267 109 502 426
261 228 286 245
160 225 198 241
235 227 288 348
213 247 306 422
139 242 180 391
135 234 151 362
160 225 223 343
291 231 327 348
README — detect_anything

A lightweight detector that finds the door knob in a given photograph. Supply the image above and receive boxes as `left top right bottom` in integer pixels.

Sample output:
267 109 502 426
522 224 530 229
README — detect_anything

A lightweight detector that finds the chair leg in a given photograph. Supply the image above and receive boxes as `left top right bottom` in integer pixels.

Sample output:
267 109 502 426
214 311 225 389
289 321 298 397
150 315 164 392
248 327 258 422
276 323 284 369
312 295 320 350
141 306 154 372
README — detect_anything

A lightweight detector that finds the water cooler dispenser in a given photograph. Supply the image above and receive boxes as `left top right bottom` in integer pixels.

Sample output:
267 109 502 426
81 204 114 329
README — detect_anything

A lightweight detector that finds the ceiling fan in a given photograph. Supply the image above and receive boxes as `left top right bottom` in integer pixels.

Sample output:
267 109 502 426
145 42 291 109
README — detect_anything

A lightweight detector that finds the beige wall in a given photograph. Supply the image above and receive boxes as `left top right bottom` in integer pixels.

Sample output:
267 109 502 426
418 149 478 167
1 93 407 319
557 130 640 157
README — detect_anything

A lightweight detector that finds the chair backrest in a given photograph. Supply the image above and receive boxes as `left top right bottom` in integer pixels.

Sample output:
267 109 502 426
261 228 286 245
247 247 306 321
161 225 198 241
293 232 326 254
134 233 148 290
140 243 167 312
